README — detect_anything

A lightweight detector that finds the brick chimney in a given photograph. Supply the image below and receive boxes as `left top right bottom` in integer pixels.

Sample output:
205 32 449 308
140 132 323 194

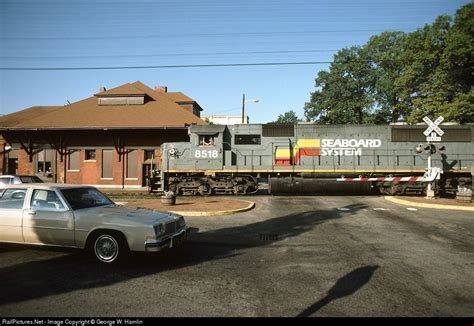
155 85 168 93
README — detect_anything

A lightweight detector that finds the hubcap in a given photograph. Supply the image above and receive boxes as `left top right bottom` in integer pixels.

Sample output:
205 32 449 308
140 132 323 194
95 235 119 262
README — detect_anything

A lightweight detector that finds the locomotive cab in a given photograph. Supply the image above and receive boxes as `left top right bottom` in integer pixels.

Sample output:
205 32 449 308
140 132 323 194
159 125 258 195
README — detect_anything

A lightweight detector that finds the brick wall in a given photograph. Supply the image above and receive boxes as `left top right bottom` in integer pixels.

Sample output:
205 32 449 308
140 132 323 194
7 128 188 187
15 147 163 188
0 136 7 174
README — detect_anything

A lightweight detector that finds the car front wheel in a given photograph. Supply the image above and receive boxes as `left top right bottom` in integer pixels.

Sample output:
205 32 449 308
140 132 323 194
93 233 128 264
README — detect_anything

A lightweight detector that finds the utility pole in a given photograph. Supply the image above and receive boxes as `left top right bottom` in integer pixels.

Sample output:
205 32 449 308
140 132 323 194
241 93 245 124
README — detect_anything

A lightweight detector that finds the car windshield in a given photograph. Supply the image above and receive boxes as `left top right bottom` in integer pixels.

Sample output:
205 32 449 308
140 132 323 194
19 176 44 183
60 187 114 210
0 178 11 185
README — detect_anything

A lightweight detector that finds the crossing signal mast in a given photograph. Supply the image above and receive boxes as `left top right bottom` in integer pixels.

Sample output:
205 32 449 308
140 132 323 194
418 116 445 199
337 116 446 198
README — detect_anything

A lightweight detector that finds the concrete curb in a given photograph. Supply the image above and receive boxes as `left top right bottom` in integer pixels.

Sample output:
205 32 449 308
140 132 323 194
384 196 474 212
169 200 256 217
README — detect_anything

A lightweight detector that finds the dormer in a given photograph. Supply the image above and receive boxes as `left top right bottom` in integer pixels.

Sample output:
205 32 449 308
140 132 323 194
94 85 151 106
160 89 203 117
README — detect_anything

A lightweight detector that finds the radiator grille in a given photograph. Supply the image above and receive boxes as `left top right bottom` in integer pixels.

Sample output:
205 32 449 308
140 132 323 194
263 124 294 137
391 127 472 142
165 221 177 235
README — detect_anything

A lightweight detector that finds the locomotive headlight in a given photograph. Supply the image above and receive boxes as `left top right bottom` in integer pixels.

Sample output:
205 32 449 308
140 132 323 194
415 144 424 153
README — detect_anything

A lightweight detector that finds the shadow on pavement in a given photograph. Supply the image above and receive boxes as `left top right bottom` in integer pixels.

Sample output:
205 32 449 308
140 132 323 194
0 203 367 307
297 265 380 317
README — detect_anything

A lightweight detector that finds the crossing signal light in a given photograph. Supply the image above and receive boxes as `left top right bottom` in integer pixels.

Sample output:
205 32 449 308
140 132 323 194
423 144 436 154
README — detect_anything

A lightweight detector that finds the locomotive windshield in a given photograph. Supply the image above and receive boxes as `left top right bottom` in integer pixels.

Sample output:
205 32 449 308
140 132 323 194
199 135 216 146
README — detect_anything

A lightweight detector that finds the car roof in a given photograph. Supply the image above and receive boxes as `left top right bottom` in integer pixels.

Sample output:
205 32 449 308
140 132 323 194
1 183 96 190
0 175 39 178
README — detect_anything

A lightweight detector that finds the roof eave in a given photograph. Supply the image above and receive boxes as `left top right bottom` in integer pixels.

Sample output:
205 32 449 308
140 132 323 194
0 126 193 131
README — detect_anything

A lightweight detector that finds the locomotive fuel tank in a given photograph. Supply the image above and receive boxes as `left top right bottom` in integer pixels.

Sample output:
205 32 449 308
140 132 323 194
269 177 372 194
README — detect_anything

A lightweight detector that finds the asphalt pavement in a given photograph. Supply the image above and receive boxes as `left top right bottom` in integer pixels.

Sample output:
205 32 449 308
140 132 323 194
0 195 472 317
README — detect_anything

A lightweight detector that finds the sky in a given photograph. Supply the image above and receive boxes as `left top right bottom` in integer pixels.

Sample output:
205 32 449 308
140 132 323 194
0 0 471 124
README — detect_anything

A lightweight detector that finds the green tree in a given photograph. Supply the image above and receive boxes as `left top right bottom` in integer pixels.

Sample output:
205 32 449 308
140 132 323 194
304 46 374 124
363 31 409 123
304 3 474 125
400 4 473 124
438 3 474 123
274 110 301 123
400 15 453 123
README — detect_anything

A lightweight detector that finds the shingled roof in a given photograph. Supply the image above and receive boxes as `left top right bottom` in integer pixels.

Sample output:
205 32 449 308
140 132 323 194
0 81 206 130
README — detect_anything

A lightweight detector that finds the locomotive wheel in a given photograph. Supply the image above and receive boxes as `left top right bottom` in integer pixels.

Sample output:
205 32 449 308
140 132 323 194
198 184 212 196
233 185 245 195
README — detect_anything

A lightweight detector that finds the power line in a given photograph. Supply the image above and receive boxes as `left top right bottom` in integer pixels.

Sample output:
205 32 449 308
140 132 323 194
0 29 406 41
0 61 334 71
0 49 339 60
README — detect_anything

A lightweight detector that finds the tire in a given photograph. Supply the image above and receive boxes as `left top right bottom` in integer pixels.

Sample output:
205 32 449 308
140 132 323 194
92 232 129 264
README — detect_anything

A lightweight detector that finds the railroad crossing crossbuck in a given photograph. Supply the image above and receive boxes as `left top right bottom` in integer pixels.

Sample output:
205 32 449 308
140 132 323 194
423 116 444 142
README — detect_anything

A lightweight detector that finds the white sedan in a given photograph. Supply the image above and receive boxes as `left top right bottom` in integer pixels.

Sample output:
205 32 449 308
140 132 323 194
0 184 187 263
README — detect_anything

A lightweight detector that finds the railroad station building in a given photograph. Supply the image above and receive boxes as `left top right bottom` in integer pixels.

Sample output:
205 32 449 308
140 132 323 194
0 81 206 188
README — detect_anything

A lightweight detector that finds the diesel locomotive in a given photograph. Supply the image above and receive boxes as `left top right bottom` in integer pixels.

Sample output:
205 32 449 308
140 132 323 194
148 123 473 195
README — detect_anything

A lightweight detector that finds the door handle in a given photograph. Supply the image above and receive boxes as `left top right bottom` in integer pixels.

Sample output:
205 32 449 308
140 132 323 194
27 211 36 215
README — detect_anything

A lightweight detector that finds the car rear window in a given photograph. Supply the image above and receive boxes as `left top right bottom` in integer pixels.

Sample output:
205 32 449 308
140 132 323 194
60 188 114 210
0 178 11 185
19 176 44 183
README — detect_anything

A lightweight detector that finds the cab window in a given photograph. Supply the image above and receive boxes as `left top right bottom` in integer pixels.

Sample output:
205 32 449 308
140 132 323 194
199 135 216 146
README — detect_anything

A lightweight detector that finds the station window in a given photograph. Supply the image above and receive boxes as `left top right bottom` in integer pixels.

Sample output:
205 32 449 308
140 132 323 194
102 150 113 179
144 150 155 161
199 135 216 146
126 150 138 179
235 134 261 145
36 149 53 174
68 151 80 171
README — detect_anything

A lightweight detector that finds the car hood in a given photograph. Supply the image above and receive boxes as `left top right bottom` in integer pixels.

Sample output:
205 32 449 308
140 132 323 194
74 205 175 226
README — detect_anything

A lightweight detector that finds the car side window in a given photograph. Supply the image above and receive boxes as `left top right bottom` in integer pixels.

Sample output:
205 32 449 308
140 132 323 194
0 188 27 209
31 189 65 211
